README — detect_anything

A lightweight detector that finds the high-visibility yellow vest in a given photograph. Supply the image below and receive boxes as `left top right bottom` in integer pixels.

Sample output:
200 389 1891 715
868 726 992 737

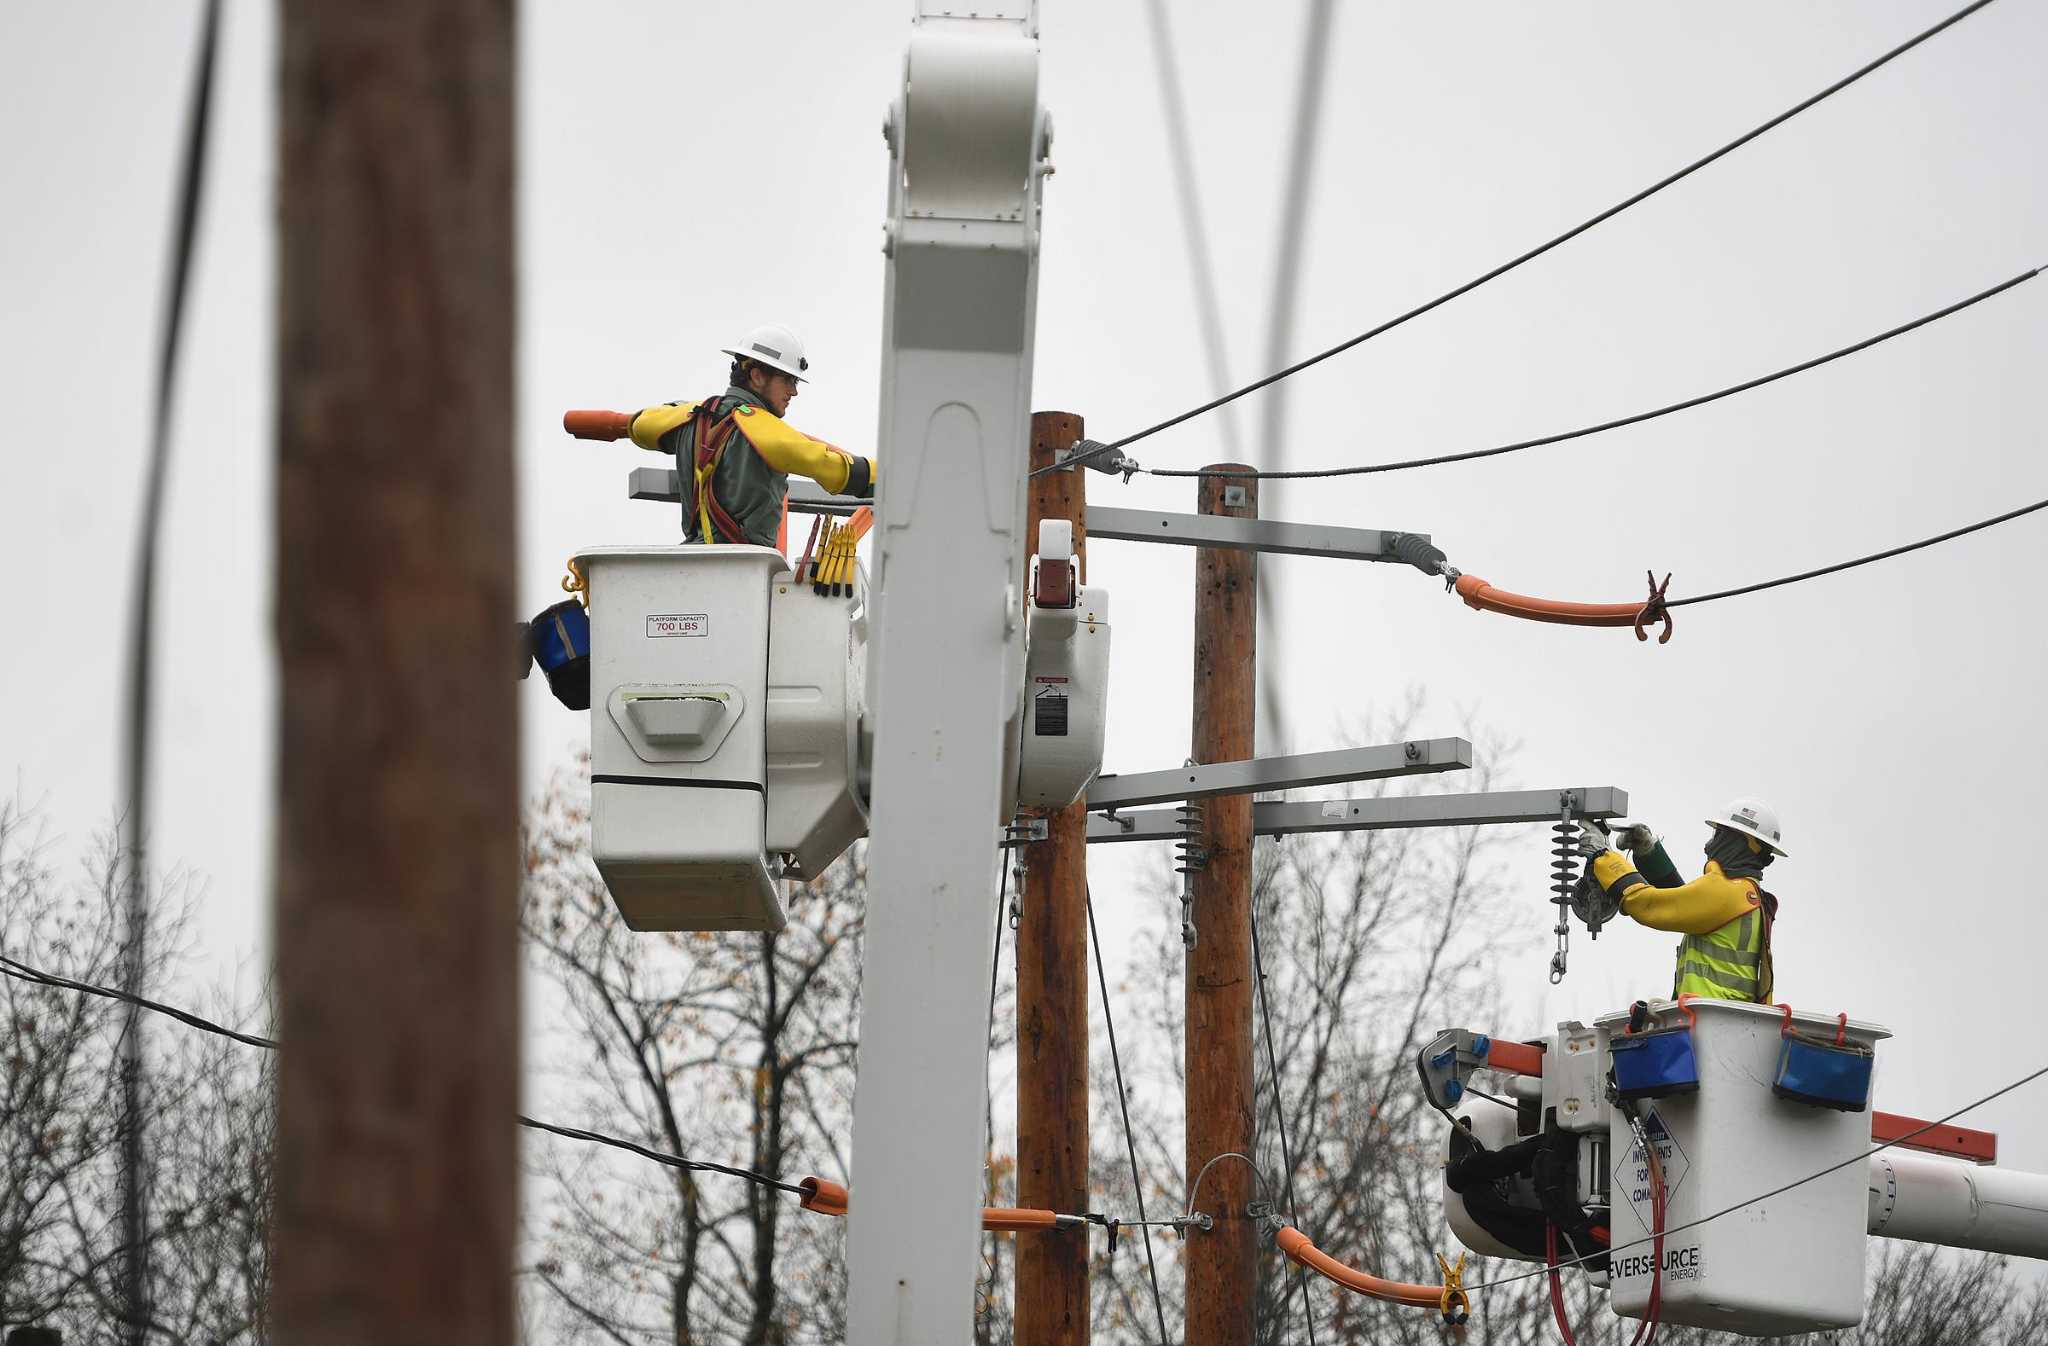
1673 902 1773 1003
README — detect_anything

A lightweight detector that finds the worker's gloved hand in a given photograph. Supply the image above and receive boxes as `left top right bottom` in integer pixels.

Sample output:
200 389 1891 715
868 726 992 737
1615 823 1659 856
845 456 877 500
1575 822 1612 858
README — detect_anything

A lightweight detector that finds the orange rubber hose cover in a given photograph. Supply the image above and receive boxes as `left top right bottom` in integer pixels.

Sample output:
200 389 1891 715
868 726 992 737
1276 1227 1443 1308
1453 572 1673 643
563 409 633 441
797 1179 1065 1232
980 1207 1062 1232
798 1176 848 1217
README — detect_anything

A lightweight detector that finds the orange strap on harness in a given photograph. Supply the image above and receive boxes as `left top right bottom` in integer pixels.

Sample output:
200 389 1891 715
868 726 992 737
1452 569 1673 643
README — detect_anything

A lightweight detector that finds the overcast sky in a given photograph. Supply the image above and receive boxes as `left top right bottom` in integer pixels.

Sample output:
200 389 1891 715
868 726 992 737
4 0 2046 1206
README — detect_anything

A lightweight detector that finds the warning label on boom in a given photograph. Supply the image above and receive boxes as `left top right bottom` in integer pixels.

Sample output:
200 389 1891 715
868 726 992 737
1033 680 1069 737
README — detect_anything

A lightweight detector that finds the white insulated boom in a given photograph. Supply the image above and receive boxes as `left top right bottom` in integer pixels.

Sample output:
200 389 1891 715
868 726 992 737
845 3 1048 1342
1869 1150 2048 1260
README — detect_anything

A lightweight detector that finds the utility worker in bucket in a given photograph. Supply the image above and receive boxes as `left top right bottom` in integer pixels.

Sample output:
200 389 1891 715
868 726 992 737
1580 799 1788 1004
627 324 878 548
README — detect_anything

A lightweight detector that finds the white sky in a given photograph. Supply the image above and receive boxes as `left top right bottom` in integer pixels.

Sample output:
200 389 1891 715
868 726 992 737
4 0 2046 1207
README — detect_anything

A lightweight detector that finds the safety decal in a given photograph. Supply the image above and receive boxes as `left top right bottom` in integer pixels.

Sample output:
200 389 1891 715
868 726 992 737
1033 679 1069 737
647 613 709 638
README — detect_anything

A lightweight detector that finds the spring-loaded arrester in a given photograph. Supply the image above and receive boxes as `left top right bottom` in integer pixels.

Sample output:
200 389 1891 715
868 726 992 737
1548 791 1580 984
1174 798 1207 949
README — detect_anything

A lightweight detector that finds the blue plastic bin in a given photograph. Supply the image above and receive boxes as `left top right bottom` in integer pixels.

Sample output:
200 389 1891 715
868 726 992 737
1609 1026 1699 1100
1774 1033 1873 1112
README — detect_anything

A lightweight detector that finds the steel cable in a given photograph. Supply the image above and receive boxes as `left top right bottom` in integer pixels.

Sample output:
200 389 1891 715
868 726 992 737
1087 889 1173 1346
1252 899 1319 1345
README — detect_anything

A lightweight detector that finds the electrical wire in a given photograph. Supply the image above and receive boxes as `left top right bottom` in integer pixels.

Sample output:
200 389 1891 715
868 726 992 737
1141 266 2040 480
120 6 221 1339
1463 1061 2048 1296
1085 0 2001 460
1087 889 1172 1346
1251 899 1319 1346
1663 494 2048 609
0 955 809 1200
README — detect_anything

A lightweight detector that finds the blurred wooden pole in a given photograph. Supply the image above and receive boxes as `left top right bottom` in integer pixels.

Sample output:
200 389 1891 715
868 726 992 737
1016 411 1091 1345
1185 465 1258 1346
274 4 518 1344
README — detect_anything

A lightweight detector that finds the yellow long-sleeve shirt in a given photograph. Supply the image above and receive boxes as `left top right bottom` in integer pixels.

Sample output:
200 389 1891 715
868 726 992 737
1592 852 1761 934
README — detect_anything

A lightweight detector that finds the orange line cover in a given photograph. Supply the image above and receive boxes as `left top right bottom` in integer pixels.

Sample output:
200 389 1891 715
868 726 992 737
1276 1227 1443 1309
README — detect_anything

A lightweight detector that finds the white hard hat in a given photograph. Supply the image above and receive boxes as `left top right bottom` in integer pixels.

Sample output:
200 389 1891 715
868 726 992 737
721 323 809 381
1704 797 1788 857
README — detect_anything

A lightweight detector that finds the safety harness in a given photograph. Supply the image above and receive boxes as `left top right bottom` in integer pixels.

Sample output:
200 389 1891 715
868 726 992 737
687 395 751 544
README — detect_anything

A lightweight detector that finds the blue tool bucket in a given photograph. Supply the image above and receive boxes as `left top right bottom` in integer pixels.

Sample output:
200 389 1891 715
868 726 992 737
1609 1026 1699 1100
1774 1032 1874 1112
530 598 592 711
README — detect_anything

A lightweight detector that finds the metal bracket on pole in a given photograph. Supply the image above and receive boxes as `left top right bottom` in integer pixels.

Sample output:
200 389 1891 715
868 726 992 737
1084 738 1471 811
1019 786 1630 847
1089 506 1428 564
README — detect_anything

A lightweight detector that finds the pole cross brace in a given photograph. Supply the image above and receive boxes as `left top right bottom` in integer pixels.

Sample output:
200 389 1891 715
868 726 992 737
1084 738 1470 811
1013 786 1629 847
1088 506 1428 563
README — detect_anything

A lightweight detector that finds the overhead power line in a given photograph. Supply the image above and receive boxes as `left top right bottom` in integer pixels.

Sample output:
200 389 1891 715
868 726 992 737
1141 266 2039 480
0 954 806 1199
120 5 222 1339
1090 0 2000 460
1665 493 2048 610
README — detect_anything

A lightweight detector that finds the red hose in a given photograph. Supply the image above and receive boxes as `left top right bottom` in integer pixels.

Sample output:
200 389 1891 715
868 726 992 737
1452 571 1674 643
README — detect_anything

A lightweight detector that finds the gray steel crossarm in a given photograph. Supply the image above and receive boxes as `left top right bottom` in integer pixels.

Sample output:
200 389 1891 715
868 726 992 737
1054 786 1630 846
1088 506 1426 563
1083 739 1471 811
629 469 866 517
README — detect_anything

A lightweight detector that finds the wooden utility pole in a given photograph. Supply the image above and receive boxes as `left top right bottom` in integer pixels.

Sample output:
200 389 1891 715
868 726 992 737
274 5 519 1345
1186 465 1258 1346
1016 411 1092 1345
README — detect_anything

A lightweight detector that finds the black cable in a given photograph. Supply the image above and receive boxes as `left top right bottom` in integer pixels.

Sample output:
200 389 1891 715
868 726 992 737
990 858 1011 1033
1465 1061 2048 1295
1664 494 2048 609
1251 900 1319 1346
1090 0 2000 459
1086 889 1172 1346
0 956 809 1201
120 6 221 1339
1143 267 2040 480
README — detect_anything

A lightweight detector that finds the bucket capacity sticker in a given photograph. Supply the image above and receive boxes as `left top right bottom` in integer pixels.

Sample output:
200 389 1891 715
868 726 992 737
646 613 709 638
1613 1107 1692 1241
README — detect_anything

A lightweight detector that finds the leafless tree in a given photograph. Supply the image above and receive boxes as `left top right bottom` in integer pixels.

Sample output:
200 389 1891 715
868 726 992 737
0 801 273 1345
520 763 864 1346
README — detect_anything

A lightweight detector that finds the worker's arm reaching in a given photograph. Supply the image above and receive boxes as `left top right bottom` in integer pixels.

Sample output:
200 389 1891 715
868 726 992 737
729 405 877 497
629 402 877 498
1590 850 1758 936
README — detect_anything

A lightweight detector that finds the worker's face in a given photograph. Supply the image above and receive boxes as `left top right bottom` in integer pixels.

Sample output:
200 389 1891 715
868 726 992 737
752 367 800 416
